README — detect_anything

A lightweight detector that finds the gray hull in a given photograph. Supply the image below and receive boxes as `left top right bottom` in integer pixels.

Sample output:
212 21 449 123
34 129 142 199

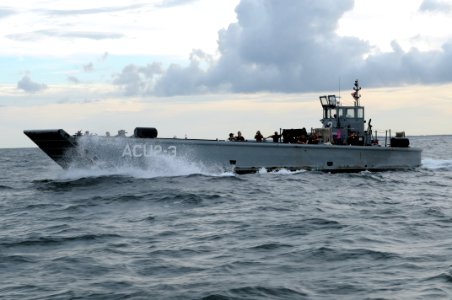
115 137 422 173
24 130 421 173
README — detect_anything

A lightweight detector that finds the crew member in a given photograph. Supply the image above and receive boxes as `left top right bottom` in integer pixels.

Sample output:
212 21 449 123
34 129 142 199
236 131 245 141
116 129 127 137
268 131 281 143
254 130 264 142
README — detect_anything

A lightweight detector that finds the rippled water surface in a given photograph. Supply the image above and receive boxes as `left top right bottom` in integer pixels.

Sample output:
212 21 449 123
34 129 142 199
1 136 452 299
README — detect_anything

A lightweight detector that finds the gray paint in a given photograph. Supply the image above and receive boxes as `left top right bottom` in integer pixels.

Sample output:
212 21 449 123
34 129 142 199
74 135 422 173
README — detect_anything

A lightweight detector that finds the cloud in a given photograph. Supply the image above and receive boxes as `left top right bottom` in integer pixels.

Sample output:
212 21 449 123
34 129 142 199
419 0 452 13
7 29 123 41
157 0 199 8
359 40 452 86
80 53 109 75
17 75 47 93
36 4 147 16
113 0 452 96
67 76 80 84
116 0 366 95
100 52 109 62
83 62 94 72
204 0 368 92
113 63 164 96
0 7 16 19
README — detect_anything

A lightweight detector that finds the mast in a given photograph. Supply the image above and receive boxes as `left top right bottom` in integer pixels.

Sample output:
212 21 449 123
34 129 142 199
352 79 361 106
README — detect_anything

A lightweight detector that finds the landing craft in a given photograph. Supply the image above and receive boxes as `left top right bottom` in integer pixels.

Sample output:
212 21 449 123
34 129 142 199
24 81 422 173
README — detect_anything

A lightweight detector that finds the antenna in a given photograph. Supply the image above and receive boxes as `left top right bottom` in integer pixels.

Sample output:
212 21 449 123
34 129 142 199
338 77 341 105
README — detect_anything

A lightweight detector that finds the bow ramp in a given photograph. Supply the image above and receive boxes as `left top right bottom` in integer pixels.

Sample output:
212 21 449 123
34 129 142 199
24 129 77 169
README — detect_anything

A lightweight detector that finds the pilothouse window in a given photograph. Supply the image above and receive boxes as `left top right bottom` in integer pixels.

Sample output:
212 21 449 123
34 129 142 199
357 108 364 118
327 108 334 118
327 95 337 106
319 95 337 108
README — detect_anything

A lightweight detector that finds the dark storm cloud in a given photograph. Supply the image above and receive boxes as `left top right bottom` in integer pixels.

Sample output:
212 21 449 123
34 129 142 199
114 0 452 96
17 75 47 93
7 29 123 41
419 0 452 13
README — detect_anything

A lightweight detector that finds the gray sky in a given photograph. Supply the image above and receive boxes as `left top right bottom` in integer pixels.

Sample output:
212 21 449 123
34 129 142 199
1 0 452 147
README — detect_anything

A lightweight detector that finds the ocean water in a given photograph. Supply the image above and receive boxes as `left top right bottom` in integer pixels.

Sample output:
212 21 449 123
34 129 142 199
1 135 452 299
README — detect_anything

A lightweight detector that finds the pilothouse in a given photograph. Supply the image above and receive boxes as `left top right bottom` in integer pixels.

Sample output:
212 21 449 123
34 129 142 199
319 80 374 146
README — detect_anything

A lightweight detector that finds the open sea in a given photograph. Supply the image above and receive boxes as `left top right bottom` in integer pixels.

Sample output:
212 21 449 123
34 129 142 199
1 135 452 299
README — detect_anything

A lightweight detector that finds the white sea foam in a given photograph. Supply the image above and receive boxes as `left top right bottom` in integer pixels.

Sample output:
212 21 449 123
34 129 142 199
258 167 306 175
60 156 233 180
58 137 233 180
422 158 452 171
258 167 268 174
271 168 306 175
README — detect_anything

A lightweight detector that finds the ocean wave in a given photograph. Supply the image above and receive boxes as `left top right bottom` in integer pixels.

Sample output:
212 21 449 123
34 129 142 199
3 144 452 299
0 254 36 264
249 242 294 251
2 233 121 248
422 158 452 171
423 270 452 284
156 192 206 205
202 285 309 299
304 246 400 261
258 167 307 175
303 218 345 229
0 184 13 190
33 175 132 192
54 164 236 181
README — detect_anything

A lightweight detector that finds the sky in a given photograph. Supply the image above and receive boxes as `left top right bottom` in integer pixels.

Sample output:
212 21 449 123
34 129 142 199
1 0 452 147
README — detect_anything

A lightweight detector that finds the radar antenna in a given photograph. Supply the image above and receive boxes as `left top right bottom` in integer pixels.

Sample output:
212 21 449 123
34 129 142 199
352 79 361 106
